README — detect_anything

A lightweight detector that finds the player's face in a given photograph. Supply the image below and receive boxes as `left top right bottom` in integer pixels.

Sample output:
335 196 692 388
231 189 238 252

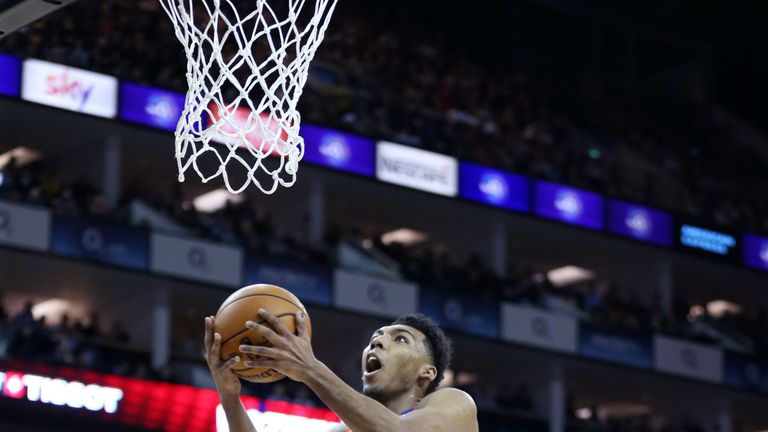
361 325 431 400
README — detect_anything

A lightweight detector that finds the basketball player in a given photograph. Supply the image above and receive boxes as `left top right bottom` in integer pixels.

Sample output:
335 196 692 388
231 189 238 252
204 310 479 432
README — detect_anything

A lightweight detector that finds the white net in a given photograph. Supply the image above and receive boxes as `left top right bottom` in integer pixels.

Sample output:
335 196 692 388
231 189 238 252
159 0 338 194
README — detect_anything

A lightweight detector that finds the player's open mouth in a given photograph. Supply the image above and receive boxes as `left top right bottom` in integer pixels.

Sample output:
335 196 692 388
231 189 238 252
364 354 382 377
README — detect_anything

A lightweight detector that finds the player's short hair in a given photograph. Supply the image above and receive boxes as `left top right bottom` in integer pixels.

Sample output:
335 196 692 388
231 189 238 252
392 313 453 395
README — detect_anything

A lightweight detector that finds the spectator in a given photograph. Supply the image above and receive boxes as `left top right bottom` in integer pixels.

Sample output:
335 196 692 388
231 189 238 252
110 320 131 343
83 312 101 337
55 313 71 333
12 300 35 328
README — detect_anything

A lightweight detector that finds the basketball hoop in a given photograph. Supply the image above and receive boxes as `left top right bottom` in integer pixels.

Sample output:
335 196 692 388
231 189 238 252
159 0 338 194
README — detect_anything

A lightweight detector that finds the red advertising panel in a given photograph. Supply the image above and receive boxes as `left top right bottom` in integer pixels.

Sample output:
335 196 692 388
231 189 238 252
207 104 290 156
0 361 340 432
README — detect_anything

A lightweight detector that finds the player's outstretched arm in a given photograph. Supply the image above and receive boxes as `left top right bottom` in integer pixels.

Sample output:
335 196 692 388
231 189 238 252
239 309 478 432
304 362 477 432
204 316 257 432
241 310 404 431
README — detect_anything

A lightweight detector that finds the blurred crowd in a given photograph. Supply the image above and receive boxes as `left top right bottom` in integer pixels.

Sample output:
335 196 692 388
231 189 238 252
0 295 331 407
374 236 768 358
0 155 336 266
0 294 532 422
1 153 767 361
0 297 157 379
126 179 339 267
0 153 757 429
1 0 768 235
570 414 711 432
0 291 719 432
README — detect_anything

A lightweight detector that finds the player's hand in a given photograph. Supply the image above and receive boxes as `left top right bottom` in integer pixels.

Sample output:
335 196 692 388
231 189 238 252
204 316 242 398
239 309 319 383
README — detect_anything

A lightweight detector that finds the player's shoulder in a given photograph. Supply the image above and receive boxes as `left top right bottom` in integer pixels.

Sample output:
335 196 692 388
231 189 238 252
420 387 477 411
416 388 479 430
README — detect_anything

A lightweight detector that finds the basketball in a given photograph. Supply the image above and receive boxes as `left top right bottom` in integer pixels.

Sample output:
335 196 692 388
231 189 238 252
213 284 312 383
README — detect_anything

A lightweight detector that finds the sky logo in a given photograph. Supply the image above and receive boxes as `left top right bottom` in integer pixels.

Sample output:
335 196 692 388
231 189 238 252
319 136 350 166
145 94 180 123
45 70 93 111
555 191 583 219
478 173 509 203
625 209 652 237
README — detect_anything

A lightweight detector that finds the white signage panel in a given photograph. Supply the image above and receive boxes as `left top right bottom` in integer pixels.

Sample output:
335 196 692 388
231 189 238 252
0 201 50 251
22 58 118 118
654 335 723 383
150 233 243 287
376 141 458 196
501 303 578 353
333 270 418 319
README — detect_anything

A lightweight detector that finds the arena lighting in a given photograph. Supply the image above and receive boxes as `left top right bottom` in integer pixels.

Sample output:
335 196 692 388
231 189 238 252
455 371 479 386
440 369 478 388
192 188 244 213
546 265 595 287
706 300 742 318
0 146 42 169
575 408 592 419
380 228 428 246
688 305 705 321
31 298 72 320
